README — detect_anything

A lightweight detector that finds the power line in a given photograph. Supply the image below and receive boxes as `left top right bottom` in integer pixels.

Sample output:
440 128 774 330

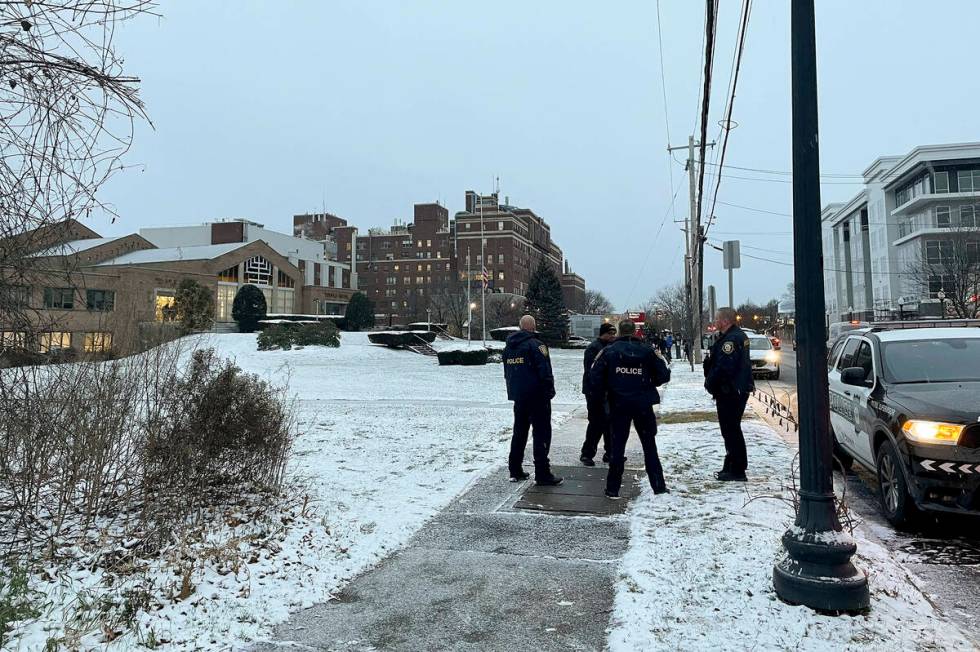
694 0 718 230
716 199 791 216
705 0 751 240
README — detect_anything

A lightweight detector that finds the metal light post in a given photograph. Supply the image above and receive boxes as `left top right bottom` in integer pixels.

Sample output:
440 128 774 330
773 0 870 612
898 300 904 321
937 289 946 319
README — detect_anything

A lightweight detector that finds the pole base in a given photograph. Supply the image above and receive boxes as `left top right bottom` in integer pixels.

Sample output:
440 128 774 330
773 529 870 613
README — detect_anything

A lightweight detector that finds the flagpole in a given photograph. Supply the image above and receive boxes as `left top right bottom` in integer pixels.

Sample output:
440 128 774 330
466 245 472 342
480 194 487 346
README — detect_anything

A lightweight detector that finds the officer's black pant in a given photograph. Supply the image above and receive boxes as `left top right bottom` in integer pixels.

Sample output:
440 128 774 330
509 399 553 478
606 402 665 494
716 392 749 475
581 393 611 460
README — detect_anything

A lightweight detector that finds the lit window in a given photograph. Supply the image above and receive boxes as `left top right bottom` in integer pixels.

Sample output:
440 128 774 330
498 271 505 280
426 239 431 247
84 332 112 353
498 221 504 230
243 256 273 285
155 291 176 322
39 331 71 353
0 331 27 350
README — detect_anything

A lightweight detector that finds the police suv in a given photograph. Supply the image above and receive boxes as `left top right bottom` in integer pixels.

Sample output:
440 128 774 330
828 325 980 526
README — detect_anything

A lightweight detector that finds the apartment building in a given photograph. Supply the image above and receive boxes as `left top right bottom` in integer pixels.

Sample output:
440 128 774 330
822 142 980 323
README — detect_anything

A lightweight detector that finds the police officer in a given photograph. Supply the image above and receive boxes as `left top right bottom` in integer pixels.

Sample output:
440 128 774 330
580 322 617 466
703 307 754 481
589 320 671 499
503 315 563 486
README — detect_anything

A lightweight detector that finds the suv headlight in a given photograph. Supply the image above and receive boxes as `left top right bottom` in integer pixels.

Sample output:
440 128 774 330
901 420 964 445
764 351 779 364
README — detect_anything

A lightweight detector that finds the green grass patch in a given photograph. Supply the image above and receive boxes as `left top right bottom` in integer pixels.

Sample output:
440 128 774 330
658 410 717 424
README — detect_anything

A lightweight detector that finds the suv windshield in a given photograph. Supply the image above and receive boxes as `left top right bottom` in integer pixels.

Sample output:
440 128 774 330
881 338 980 383
748 336 772 350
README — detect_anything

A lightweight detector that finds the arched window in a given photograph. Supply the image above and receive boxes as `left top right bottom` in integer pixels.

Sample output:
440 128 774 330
244 256 272 285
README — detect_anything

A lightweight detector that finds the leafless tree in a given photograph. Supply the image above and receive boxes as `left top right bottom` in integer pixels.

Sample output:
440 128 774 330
484 292 525 331
644 281 691 334
582 289 614 315
429 281 470 337
1 0 153 339
904 226 980 319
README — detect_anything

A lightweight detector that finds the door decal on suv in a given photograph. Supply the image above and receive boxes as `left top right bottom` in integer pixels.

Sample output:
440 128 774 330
829 391 854 421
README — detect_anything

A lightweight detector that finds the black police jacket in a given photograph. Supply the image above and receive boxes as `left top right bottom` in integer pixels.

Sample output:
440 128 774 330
703 325 754 397
503 330 556 402
588 335 670 407
581 338 610 395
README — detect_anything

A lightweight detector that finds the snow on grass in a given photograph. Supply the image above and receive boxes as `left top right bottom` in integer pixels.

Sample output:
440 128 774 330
610 365 975 651
6 332 584 650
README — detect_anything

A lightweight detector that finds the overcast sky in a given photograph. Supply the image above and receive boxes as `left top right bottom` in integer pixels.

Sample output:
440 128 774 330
97 1 980 310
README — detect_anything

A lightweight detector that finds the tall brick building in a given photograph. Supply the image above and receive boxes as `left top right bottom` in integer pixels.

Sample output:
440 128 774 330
293 191 587 325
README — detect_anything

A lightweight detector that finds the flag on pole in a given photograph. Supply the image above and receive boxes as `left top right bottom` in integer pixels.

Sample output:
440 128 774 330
481 265 489 290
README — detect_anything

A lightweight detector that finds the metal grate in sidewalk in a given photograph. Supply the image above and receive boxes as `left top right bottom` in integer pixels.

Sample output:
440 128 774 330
511 465 643 516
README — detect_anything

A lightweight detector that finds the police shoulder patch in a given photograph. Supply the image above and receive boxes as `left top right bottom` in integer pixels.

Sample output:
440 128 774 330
539 344 549 357
722 341 735 355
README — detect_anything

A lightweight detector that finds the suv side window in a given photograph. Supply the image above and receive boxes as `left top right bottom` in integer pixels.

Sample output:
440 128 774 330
851 340 874 383
828 339 845 370
836 337 862 371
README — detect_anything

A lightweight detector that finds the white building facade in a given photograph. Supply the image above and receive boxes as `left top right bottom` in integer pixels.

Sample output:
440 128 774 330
822 143 980 324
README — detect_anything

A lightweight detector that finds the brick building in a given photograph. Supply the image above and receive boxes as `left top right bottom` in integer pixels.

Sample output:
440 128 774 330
560 260 587 313
294 191 588 325
1 219 356 359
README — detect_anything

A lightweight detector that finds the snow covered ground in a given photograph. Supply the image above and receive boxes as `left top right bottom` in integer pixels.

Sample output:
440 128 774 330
6 332 583 650
609 364 975 651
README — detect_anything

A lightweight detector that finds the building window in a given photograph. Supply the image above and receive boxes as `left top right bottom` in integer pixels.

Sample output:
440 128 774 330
417 264 422 272
925 240 952 264
43 287 74 310
498 221 504 230
1 285 29 309
417 240 423 248
277 270 295 289
39 331 71 353
957 170 980 193
928 275 955 298
273 289 294 314
498 271 505 280
386 276 397 285
960 205 977 228
218 265 239 282
934 171 949 193
391 301 398 309
436 251 441 258
403 277 411 285
85 289 115 311
217 285 236 322
426 239 431 247
936 206 951 228
465 223 471 230
498 254 504 264
155 290 177 322
394 264 400 271
967 241 980 264
0 331 27 350
244 255 273 285
84 332 112 353
415 276 424 284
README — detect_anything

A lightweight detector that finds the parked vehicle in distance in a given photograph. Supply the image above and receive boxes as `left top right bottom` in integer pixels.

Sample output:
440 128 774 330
770 336 781 350
747 333 780 380
827 326 980 527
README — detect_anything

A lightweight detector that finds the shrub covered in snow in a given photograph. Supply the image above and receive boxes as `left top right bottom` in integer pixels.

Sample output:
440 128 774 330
437 348 489 366
257 321 341 351
367 331 437 348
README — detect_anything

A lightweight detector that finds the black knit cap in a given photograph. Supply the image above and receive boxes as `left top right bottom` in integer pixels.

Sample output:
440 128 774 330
599 323 616 336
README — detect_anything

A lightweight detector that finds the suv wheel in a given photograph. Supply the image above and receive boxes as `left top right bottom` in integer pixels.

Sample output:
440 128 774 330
771 367 780 381
875 438 916 527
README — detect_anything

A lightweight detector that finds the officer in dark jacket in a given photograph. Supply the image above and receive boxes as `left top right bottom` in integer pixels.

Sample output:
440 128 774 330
589 320 671 498
580 322 617 466
503 315 562 486
703 307 754 481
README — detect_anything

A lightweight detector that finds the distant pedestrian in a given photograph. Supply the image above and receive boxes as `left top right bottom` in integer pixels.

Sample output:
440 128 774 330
502 315 563 486
664 332 674 362
580 322 617 466
683 339 691 362
702 307 754 481
674 336 682 359
589 320 671 499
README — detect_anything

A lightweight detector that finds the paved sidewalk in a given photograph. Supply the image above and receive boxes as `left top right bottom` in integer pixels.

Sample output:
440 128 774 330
256 411 646 651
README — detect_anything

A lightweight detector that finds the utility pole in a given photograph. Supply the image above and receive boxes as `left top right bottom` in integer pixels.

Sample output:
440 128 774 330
772 0 869 612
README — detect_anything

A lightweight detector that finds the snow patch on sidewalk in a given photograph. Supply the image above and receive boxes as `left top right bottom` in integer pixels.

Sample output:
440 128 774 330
609 419 974 651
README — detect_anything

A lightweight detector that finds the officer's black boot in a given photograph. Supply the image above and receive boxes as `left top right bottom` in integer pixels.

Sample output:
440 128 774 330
535 471 564 486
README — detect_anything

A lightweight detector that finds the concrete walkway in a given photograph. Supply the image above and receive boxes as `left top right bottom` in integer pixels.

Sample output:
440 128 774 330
256 411 650 652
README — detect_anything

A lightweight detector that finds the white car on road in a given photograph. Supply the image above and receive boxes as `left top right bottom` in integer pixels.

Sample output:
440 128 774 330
748 333 780 380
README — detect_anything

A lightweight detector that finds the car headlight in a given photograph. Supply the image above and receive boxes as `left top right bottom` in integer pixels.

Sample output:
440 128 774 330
764 351 779 363
901 420 964 446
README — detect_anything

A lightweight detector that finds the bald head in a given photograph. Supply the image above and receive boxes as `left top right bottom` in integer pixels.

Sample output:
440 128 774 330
519 314 536 332
618 320 635 336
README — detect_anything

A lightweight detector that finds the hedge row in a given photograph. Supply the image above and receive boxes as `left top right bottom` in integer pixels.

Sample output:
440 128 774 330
437 349 489 366
367 331 437 348
489 327 519 342
257 322 341 351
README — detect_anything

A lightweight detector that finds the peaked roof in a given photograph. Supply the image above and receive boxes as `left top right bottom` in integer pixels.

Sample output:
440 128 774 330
31 236 126 257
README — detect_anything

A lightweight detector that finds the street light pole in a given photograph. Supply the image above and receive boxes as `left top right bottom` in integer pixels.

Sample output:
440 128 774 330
773 0 870 612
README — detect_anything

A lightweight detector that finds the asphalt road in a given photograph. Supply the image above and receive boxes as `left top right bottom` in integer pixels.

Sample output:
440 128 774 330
753 349 980 638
